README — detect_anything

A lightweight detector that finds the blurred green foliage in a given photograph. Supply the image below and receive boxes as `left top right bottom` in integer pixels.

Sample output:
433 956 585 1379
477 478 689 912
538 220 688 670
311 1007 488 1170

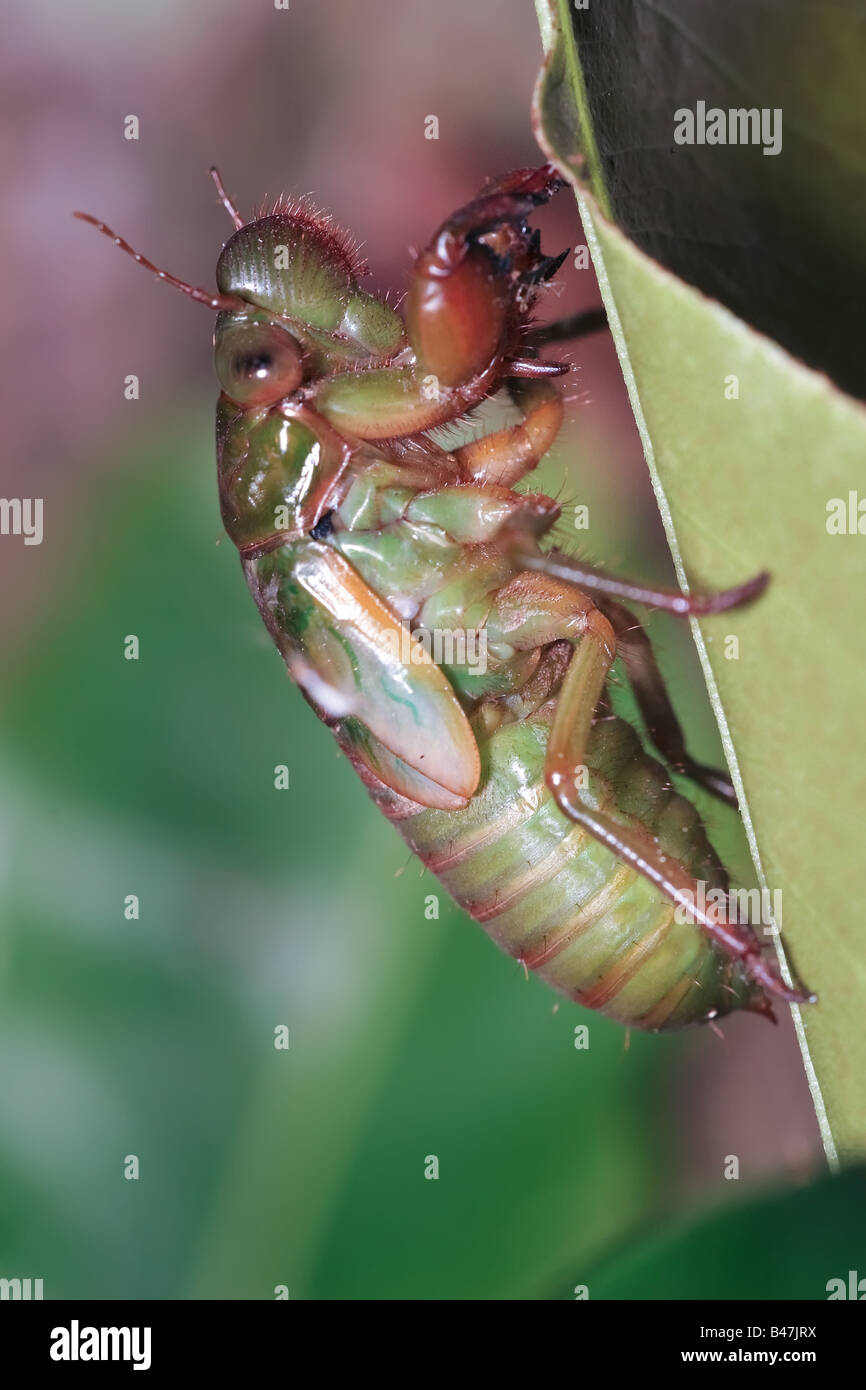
0 411 671 1298
584 1167 866 1301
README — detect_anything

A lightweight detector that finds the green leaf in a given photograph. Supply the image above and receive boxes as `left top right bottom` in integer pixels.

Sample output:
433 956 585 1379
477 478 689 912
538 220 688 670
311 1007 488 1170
537 0 866 400
535 0 866 1165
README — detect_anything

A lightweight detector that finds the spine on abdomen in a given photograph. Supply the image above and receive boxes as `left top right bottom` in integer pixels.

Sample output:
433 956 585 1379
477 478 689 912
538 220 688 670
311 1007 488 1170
375 710 757 1031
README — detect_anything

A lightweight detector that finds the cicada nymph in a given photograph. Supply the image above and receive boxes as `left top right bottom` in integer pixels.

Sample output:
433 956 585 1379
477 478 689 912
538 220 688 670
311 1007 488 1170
76 165 814 1030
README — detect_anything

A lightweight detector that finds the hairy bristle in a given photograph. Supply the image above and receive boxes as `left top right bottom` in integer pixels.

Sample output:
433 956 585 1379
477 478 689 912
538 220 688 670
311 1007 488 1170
252 193 370 279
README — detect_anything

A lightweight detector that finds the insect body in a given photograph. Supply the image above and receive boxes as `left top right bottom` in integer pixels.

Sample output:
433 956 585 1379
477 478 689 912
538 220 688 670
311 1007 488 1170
77 165 814 1030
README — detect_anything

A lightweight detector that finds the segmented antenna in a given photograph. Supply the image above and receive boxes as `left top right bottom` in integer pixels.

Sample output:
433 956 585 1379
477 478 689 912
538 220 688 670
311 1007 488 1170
73 210 246 312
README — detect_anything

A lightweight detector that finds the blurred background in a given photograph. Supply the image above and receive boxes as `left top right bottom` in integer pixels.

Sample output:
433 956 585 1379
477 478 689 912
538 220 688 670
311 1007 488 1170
0 0 832 1299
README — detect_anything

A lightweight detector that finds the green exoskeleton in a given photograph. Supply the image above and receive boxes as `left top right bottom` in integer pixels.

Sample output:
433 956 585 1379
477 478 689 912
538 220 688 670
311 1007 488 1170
76 164 814 1031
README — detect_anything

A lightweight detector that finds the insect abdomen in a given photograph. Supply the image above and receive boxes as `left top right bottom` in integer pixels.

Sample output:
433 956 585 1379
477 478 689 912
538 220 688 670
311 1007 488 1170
378 710 758 1031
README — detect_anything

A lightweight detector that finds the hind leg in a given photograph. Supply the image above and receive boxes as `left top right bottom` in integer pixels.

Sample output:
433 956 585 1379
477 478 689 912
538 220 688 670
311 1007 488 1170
539 605 813 1006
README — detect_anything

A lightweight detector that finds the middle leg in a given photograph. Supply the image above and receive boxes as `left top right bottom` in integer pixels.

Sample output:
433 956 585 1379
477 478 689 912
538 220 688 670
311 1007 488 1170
512 544 769 617
454 379 564 488
525 306 608 348
596 596 737 808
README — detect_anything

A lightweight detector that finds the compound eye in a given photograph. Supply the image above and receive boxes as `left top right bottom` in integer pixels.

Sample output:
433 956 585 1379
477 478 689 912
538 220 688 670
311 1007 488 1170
215 321 303 405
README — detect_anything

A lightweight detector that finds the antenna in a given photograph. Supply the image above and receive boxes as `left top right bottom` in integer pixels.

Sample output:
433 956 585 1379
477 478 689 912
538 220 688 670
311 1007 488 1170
210 166 245 230
73 210 246 312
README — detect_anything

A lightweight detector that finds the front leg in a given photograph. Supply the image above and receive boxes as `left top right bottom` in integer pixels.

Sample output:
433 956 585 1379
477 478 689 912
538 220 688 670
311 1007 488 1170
311 165 568 439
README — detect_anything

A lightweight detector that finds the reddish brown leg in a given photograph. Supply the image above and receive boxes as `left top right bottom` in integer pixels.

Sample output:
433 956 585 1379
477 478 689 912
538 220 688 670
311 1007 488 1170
543 606 815 1007
597 596 737 808
406 163 568 391
315 165 571 439
455 380 564 487
549 783 814 1004
416 163 566 280
503 358 571 378
525 307 608 347
515 547 769 616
